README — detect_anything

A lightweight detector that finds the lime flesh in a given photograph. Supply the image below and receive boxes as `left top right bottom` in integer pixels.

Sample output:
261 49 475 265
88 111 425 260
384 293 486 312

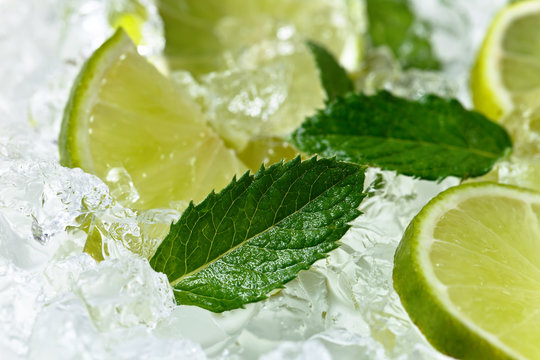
471 0 540 121
59 29 247 210
394 182 540 359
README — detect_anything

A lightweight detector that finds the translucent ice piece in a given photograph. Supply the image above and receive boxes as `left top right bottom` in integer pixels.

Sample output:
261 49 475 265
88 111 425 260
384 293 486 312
0 132 112 269
154 303 259 357
200 43 323 151
28 295 206 360
245 270 330 343
470 105 540 192
260 339 332 360
80 205 180 261
0 260 42 357
357 48 457 100
73 255 174 331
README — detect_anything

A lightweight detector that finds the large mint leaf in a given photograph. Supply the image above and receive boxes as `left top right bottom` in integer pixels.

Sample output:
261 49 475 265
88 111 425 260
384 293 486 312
150 157 365 312
366 0 440 70
290 91 512 180
307 40 354 102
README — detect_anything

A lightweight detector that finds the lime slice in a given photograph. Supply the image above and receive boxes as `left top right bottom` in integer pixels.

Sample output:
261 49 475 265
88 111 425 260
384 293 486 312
471 0 540 121
59 29 247 210
394 182 540 359
158 0 364 75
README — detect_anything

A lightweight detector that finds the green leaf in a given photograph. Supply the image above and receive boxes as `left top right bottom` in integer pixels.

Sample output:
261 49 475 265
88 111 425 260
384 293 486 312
290 91 512 180
150 157 365 312
366 0 440 70
307 40 354 102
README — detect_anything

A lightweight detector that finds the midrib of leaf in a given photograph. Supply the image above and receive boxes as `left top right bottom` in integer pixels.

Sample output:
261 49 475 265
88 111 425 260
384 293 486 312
314 133 501 160
169 164 348 286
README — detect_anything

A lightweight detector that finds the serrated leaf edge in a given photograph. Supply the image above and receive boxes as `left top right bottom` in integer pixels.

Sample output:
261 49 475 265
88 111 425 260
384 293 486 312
165 156 364 287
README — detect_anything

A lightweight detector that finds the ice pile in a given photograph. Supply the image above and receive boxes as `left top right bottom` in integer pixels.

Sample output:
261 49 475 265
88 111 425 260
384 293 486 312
0 0 510 359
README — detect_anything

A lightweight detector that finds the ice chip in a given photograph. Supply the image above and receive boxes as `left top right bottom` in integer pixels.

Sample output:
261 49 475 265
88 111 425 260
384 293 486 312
0 143 113 269
259 339 332 360
43 253 97 298
73 256 175 331
358 48 457 101
201 63 292 151
28 296 107 360
311 329 387 359
154 303 259 357
105 167 141 207
104 328 207 360
246 270 330 343
0 260 42 357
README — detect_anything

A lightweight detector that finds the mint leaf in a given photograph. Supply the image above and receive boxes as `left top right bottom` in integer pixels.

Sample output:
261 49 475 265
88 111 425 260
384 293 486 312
290 91 512 180
307 40 354 101
366 0 440 70
150 157 365 312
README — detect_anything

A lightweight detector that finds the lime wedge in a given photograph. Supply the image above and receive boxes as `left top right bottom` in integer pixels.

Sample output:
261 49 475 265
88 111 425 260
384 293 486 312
59 29 247 210
394 182 540 359
471 0 540 121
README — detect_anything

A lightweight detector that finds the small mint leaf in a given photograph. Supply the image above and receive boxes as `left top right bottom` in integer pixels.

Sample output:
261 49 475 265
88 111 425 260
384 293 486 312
150 157 366 312
307 40 354 101
290 91 512 180
366 0 440 70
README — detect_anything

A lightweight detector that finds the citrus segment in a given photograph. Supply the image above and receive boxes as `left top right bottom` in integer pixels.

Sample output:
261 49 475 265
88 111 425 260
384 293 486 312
59 29 247 210
394 182 540 359
471 0 540 121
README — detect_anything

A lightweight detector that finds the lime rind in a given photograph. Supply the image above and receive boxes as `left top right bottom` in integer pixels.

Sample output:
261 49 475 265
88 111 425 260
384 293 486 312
394 182 537 359
59 29 134 170
471 3 515 120
471 0 540 121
